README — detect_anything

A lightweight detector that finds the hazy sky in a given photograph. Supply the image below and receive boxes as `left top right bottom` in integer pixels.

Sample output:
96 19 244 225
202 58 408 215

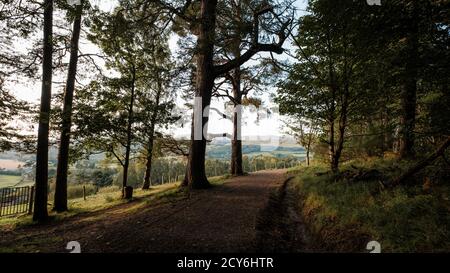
9 0 308 139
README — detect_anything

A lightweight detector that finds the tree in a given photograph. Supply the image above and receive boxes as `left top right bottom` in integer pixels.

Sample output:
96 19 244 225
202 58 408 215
83 8 143 196
53 0 85 212
364 0 449 159
212 0 273 176
34 0 53 222
151 0 293 188
277 0 372 172
137 52 179 189
74 3 176 194
284 118 317 166
0 0 41 152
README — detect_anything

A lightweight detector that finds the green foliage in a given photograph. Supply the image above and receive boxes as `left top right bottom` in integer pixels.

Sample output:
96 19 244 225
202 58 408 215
277 0 450 169
114 162 142 188
92 168 115 187
72 2 180 188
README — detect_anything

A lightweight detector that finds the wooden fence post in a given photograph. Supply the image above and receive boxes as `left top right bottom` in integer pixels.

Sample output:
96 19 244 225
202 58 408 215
83 185 86 201
0 189 3 217
28 186 35 215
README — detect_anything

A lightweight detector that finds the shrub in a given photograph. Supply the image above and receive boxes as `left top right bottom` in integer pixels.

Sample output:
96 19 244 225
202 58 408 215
104 195 115 203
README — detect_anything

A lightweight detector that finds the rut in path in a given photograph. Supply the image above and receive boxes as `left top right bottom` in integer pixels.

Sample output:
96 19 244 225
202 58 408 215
255 177 314 253
0 169 307 253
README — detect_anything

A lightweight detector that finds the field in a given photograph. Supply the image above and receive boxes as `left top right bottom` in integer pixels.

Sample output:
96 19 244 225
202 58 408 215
0 175 22 188
0 159 24 170
245 151 306 159
207 144 306 159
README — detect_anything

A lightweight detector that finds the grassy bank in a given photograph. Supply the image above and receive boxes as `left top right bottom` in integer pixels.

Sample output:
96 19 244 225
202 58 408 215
288 158 450 252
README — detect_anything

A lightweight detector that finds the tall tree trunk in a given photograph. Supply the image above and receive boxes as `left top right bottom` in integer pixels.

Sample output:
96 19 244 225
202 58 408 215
333 82 350 172
53 1 83 212
183 0 218 189
142 83 162 190
306 132 312 166
181 114 194 187
33 0 53 222
399 3 418 159
122 67 136 196
142 139 154 189
231 67 243 176
230 1 244 176
329 119 338 172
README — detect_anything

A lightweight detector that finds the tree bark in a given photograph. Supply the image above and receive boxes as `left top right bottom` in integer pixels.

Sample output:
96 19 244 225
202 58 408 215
183 0 218 189
231 67 244 176
142 141 154 189
306 134 312 166
33 0 53 222
53 1 83 212
229 2 244 176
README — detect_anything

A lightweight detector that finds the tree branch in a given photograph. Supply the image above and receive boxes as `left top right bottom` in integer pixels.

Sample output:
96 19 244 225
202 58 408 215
152 0 195 22
213 6 292 77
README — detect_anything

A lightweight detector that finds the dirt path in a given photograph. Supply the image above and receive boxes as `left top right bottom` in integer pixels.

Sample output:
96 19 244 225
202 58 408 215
0 170 291 253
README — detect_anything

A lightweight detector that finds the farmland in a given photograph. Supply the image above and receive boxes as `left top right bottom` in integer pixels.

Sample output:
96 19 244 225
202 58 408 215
0 175 21 188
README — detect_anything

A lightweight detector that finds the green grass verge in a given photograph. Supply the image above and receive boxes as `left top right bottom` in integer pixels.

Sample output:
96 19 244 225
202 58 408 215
289 158 450 252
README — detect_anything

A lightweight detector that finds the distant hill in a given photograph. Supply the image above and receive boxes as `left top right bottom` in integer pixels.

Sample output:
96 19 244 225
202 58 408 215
206 143 305 159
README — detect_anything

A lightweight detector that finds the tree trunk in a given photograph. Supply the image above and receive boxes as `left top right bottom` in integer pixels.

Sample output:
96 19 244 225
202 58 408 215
306 135 311 166
181 115 193 187
329 119 338 172
399 3 418 159
230 3 244 176
33 0 53 222
142 86 162 189
333 82 349 173
231 67 243 176
53 1 83 213
122 67 136 197
183 0 218 189
142 143 154 189
391 136 450 187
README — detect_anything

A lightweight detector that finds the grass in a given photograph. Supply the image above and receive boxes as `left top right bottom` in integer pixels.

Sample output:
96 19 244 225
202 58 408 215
289 158 450 252
0 175 22 188
0 175 229 228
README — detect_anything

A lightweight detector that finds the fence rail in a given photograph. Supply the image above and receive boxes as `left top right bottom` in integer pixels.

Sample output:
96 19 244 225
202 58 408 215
0 186 34 217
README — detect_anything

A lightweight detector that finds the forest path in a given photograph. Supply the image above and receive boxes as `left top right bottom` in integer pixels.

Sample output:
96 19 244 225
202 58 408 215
0 169 295 253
